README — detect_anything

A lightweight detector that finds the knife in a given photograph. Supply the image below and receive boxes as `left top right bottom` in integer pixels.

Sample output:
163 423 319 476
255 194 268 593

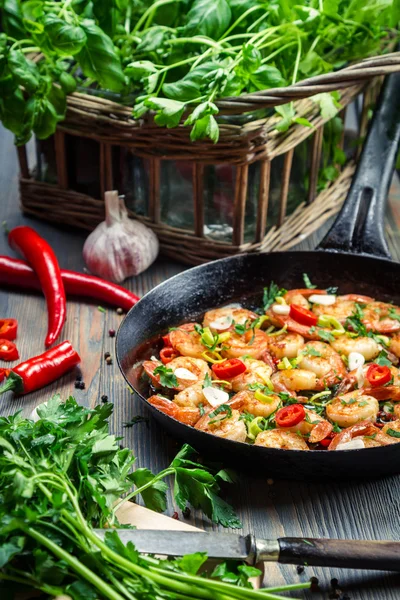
94 530 400 571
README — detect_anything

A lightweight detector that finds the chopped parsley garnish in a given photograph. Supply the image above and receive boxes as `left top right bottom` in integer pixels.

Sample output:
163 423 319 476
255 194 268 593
154 365 178 388
234 322 247 335
326 286 339 295
375 349 392 367
358 401 368 407
305 413 320 425
386 428 400 438
202 373 213 388
303 273 317 289
341 397 357 406
317 329 335 343
208 404 232 425
332 422 342 433
303 347 322 357
388 307 400 322
198 402 205 416
263 282 287 311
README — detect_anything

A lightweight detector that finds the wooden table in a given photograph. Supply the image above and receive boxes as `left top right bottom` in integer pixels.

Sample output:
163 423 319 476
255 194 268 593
1 126 400 600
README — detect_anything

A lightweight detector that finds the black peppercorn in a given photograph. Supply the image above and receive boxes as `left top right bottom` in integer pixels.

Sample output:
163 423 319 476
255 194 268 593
101 395 108 403
109 329 116 338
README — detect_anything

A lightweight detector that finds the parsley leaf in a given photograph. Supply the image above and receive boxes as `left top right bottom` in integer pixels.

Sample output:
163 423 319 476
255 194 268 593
263 282 287 311
154 365 178 388
303 347 322 357
388 307 400 323
386 429 400 439
326 286 339 295
317 329 335 343
208 404 233 424
376 350 392 367
303 273 317 289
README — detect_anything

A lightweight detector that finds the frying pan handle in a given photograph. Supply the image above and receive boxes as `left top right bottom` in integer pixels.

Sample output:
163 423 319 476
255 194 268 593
277 538 400 571
317 72 400 258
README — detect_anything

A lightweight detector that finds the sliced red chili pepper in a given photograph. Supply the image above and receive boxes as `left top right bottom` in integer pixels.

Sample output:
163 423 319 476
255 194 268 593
319 438 332 447
366 364 391 387
0 368 9 383
289 304 318 327
0 341 80 395
160 347 179 365
212 358 246 379
162 334 171 347
0 318 17 340
275 404 305 427
0 339 19 361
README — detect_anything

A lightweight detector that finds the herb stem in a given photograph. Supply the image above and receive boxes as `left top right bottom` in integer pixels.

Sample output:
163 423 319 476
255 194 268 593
133 0 178 33
168 37 221 49
219 5 265 40
112 466 175 514
24 526 126 600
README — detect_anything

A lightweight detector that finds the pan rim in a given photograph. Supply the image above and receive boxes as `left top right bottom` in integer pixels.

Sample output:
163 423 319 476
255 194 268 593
117 249 400 456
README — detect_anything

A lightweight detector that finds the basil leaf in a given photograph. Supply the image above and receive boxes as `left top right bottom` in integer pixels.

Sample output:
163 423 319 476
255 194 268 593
185 0 232 40
44 15 87 56
32 97 59 139
77 20 125 92
163 62 219 102
47 84 67 120
250 65 286 90
312 92 342 120
59 71 77 93
241 43 261 75
190 114 219 143
8 50 39 93
146 97 186 128
22 0 44 21
1 0 25 39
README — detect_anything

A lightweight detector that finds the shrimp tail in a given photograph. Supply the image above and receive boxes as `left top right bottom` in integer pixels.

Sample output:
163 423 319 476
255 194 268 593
148 395 200 425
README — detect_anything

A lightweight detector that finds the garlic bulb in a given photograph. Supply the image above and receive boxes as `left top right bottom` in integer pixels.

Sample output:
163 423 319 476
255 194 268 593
83 191 159 282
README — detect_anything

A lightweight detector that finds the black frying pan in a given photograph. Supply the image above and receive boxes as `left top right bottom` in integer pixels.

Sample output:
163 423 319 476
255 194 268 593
117 73 400 480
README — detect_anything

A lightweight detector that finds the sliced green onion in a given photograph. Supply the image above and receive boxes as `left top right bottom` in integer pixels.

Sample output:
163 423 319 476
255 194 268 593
275 296 287 305
217 332 231 343
278 356 292 370
309 391 331 402
254 390 276 404
247 416 265 440
254 315 269 329
201 351 224 363
375 334 390 346
256 372 274 390
268 324 288 337
201 327 215 347
317 314 345 336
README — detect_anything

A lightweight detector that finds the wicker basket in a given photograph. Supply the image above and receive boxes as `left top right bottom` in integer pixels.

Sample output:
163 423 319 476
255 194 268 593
17 52 400 265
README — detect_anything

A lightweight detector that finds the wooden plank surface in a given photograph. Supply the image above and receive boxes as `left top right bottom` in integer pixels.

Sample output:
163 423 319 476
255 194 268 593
1 125 400 599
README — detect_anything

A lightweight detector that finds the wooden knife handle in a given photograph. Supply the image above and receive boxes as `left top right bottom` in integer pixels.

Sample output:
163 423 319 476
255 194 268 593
277 538 400 571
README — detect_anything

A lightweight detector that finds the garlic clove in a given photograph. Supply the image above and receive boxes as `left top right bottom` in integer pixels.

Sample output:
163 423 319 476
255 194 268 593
209 316 233 331
348 352 365 371
335 438 365 451
272 304 290 315
174 367 197 381
83 191 159 283
308 294 336 305
202 386 230 407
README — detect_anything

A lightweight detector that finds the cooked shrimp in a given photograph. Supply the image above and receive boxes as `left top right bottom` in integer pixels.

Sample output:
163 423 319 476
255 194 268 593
222 329 269 360
283 288 326 308
389 333 400 358
326 391 379 428
194 408 247 442
362 302 400 334
272 368 320 392
267 332 305 359
174 383 205 408
169 326 205 359
312 295 372 322
328 421 399 450
229 358 273 392
143 356 210 391
254 430 309 450
330 335 380 361
148 396 200 425
300 341 346 386
229 390 280 418
276 408 332 443
382 419 400 436
203 306 258 332
338 365 400 395
395 404 400 419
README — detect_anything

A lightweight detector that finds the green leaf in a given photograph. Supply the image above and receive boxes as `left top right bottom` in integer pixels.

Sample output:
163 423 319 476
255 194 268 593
59 71 77 94
130 468 168 512
152 361 180 385
205 489 242 528
386 428 400 439
77 20 125 92
0 89 34 144
125 60 158 81
275 103 295 132
163 62 218 102
67 580 98 600
250 65 286 90
32 98 59 139
241 43 261 74
44 15 87 56
21 0 44 21
376 350 392 367
190 114 219 143
185 0 232 40
103 530 139 562
0 537 25 568
136 26 172 53
184 101 218 125
175 552 208 574
312 92 342 120
293 117 313 128
1 0 25 39
8 50 39 93
91 434 119 456
303 273 316 289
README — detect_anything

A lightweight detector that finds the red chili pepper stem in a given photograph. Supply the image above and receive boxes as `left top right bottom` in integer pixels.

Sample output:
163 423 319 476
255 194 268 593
0 371 24 394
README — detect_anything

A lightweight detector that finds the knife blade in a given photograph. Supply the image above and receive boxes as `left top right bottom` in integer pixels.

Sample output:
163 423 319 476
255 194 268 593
93 530 400 571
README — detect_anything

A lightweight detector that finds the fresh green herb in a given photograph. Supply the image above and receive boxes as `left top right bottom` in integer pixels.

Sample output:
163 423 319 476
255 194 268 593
303 347 322 357
386 429 400 438
263 282 287 311
203 373 213 388
303 273 316 289
154 364 178 388
388 308 400 322
332 422 342 433
234 322 247 335
341 397 357 406
376 349 392 367
326 286 339 295
194 324 203 335
304 413 320 425
317 329 335 343
198 402 205 416
358 401 368 407
208 404 233 424
98 305 106 313
123 415 149 427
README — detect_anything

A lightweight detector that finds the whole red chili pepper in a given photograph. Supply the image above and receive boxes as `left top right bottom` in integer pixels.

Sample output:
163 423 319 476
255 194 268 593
0 318 18 340
0 341 80 395
8 227 66 347
0 339 19 361
0 256 139 312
